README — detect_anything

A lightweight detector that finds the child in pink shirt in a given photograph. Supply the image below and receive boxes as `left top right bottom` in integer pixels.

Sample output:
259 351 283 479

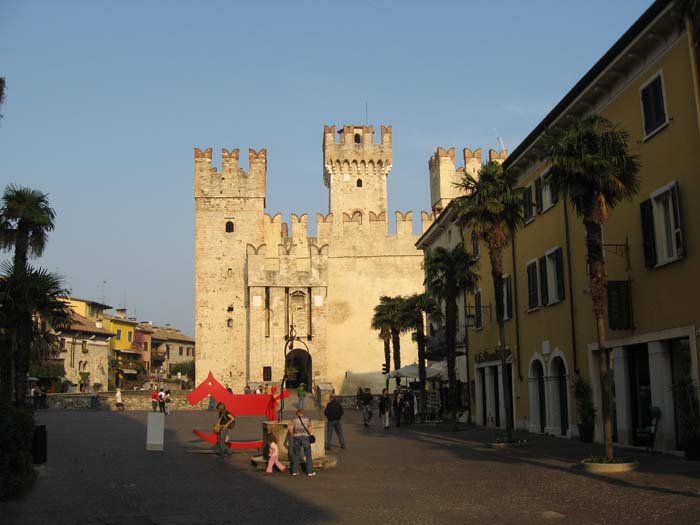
265 433 286 475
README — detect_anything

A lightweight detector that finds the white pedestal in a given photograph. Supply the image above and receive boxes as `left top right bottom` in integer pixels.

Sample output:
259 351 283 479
147 412 165 451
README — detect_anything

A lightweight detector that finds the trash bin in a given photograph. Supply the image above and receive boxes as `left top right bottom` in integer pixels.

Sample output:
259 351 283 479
32 425 47 464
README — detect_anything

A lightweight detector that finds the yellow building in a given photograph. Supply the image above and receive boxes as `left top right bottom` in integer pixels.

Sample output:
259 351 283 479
104 308 145 386
419 0 699 453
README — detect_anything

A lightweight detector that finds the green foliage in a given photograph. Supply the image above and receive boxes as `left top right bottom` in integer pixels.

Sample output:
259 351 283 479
573 373 597 424
455 161 525 241
542 115 640 223
170 360 194 379
28 360 65 379
92 383 103 392
0 405 36 501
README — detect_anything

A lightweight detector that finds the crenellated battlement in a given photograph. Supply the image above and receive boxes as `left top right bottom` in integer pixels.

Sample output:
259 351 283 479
463 148 482 176
194 146 267 199
488 148 508 163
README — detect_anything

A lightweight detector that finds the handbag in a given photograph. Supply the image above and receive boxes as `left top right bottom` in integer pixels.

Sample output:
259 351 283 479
297 416 316 444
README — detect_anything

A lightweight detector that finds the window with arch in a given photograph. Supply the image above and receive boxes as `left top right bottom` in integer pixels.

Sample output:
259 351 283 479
356 179 363 188
354 133 361 144
225 221 234 233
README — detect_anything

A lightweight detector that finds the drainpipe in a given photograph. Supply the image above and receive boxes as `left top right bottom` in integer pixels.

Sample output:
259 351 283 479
511 234 523 381
563 201 579 374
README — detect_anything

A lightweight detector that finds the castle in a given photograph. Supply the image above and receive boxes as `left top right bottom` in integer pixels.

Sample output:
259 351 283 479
194 124 436 393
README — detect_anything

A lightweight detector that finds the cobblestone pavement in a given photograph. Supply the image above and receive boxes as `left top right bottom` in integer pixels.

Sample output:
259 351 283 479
3 408 700 524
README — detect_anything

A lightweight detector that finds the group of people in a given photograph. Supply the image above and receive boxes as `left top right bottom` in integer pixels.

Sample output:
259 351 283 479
29 385 47 410
150 387 172 414
358 387 418 428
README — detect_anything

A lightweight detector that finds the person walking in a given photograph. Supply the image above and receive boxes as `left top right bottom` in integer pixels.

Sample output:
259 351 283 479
288 408 315 476
164 389 172 415
393 390 403 427
379 388 391 429
115 388 124 411
264 433 287 475
297 383 307 409
362 388 373 427
157 388 166 413
150 388 159 412
214 402 236 457
324 393 346 450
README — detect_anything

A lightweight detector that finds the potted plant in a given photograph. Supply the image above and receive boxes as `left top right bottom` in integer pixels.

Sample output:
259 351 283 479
573 373 596 443
672 375 700 460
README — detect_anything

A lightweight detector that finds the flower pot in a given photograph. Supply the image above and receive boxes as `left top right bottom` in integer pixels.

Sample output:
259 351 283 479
684 437 700 461
578 422 594 443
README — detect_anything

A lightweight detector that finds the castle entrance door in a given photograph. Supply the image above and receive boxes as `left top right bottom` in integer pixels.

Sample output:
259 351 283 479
285 349 312 389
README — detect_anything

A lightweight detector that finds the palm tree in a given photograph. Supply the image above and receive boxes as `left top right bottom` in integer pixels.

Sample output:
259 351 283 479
371 304 392 380
425 244 479 430
543 114 640 460
0 185 60 405
0 262 71 404
372 296 406 385
0 185 56 280
402 293 440 403
456 160 524 441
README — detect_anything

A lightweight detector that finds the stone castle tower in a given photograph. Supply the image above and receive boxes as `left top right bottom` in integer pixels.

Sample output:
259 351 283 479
194 125 433 393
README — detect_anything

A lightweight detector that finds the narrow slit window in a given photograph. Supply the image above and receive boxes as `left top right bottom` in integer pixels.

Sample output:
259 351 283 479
225 221 234 233
356 179 363 188
354 133 361 144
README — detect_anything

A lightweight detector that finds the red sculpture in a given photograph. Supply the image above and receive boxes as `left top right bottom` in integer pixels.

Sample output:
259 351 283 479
187 372 289 450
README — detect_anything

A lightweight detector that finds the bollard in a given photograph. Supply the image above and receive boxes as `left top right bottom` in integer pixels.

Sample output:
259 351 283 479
32 425 47 464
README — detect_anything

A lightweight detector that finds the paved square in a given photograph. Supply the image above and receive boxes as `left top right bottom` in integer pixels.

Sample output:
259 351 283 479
2 409 700 524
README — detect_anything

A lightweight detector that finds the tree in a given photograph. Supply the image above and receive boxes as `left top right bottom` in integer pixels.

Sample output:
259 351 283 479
543 114 640 460
0 263 70 404
402 293 440 407
425 244 479 430
456 161 524 441
371 296 406 386
0 185 60 405
371 303 393 381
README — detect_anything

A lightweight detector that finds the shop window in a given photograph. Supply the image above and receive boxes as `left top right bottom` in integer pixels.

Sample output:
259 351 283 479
641 73 667 138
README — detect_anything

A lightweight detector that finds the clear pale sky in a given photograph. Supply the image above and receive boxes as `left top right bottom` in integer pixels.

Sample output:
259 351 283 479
0 0 652 334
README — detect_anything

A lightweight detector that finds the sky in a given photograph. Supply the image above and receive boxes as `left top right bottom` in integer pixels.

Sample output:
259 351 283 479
0 0 653 334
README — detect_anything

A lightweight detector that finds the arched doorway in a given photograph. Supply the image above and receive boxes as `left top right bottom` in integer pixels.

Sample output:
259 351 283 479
285 348 312 389
529 360 546 433
550 356 569 436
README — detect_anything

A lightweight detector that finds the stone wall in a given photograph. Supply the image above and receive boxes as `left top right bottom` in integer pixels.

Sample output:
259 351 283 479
46 391 209 411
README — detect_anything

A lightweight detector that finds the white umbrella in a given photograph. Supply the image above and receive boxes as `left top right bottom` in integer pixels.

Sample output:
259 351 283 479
389 363 441 380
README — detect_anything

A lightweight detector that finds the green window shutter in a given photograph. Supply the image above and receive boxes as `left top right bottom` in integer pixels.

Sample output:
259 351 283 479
475 292 482 328
535 178 543 214
539 256 548 306
640 199 657 268
608 280 633 330
555 248 565 301
527 263 538 309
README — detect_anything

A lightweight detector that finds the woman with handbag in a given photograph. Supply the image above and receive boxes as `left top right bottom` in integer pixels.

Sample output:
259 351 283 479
288 408 315 476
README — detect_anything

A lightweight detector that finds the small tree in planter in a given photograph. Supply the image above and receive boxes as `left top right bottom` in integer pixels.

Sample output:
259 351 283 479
573 373 596 443
672 375 700 460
